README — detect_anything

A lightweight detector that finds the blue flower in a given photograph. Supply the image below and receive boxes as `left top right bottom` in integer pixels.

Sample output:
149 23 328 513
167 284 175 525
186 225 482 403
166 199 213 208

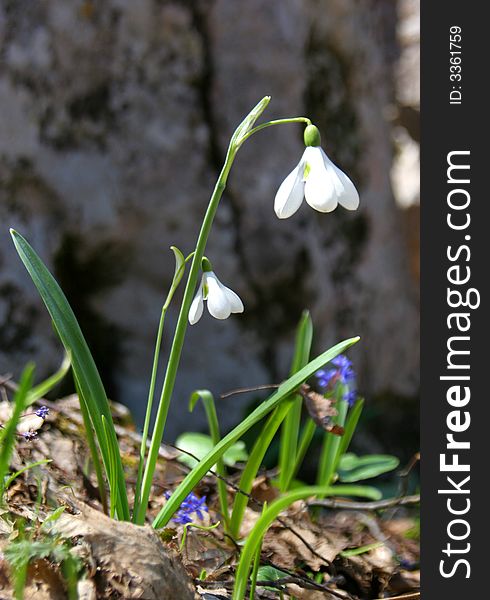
165 491 208 525
316 354 358 406
35 406 49 419
21 431 37 442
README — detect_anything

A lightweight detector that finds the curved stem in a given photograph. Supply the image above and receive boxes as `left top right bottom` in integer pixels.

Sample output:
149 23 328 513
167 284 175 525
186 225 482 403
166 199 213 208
134 145 237 524
239 117 311 146
134 253 194 520
133 306 166 519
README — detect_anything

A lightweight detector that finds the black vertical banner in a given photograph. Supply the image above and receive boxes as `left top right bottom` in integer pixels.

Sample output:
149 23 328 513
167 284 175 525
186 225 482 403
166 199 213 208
422 2 486 597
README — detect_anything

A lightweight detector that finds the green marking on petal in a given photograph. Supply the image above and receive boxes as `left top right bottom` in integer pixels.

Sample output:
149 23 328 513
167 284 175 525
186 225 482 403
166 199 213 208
303 162 311 180
203 282 209 299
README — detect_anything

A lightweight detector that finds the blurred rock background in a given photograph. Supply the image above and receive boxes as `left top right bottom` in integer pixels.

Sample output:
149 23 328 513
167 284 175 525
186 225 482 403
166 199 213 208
0 0 419 456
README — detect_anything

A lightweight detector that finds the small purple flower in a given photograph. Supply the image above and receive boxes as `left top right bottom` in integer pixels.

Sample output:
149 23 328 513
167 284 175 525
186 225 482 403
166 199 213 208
165 491 208 525
344 389 358 407
21 431 37 442
35 406 49 419
316 354 358 407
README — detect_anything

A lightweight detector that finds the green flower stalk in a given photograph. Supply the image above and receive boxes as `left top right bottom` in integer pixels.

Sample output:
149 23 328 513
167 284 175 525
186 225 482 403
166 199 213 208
134 97 315 524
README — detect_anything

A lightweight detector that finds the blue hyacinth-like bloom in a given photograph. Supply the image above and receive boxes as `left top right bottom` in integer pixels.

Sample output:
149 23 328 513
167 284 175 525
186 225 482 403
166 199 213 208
21 431 38 442
35 406 49 419
316 354 358 406
165 491 208 525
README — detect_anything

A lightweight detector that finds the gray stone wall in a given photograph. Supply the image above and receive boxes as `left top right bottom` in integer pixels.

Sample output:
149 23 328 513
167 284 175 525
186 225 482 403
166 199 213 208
0 0 419 440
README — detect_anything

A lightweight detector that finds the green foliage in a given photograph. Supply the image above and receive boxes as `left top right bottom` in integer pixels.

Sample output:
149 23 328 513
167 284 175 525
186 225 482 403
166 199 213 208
340 541 385 557
10 229 129 521
7 100 396 553
3 460 52 492
152 336 359 529
175 432 248 469
278 311 313 492
229 312 313 538
5 516 81 600
0 364 34 501
26 352 71 406
134 247 188 519
232 485 380 600
338 453 400 483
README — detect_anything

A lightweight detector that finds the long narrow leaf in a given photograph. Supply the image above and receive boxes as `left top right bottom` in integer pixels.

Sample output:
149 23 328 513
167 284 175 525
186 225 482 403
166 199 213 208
0 364 34 499
75 375 109 515
152 336 360 528
229 311 313 537
10 230 129 520
232 484 379 600
279 310 313 490
189 390 229 526
26 352 71 406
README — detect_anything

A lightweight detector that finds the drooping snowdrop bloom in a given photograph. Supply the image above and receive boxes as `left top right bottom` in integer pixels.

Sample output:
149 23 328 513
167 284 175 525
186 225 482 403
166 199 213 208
188 258 244 325
274 125 359 219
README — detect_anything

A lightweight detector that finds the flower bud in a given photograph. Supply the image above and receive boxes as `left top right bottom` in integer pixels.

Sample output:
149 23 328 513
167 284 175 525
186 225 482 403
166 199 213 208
201 257 213 272
303 124 321 147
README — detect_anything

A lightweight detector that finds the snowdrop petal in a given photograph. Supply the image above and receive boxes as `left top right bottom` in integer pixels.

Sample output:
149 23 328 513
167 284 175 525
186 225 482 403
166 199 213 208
321 149 359 210
274 161 305 219
189 290 204 325
220 283 244 314
303 147 338 213
205 274 232 320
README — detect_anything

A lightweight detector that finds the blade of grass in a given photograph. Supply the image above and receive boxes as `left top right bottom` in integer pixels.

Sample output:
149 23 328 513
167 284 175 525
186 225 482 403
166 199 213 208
189 390 229 528
102 415 119 518
229 402 290 539
74 375 109 515
232 484 380 600
291 418 316 482
229 312 313 538
279 310 313 491
0 364 35 500
316 386 348 488
26 351 71 406
4 460 52 490
249 503 267 600
10 230 129 520
152 336 360 529
133 247 188 521
337 397 364 459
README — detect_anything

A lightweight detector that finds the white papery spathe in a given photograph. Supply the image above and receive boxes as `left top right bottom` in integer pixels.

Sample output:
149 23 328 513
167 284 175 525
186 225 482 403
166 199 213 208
188 271 244 325
274 146 360 219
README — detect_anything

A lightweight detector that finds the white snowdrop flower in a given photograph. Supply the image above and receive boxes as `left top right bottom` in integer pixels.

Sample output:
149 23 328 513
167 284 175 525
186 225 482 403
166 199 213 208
274 125 359 219
188 259 244 325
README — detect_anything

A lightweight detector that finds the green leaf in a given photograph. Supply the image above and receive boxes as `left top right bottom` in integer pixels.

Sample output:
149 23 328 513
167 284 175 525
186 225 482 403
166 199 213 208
26 352 71 406
232 484 377 600
338 453 400 482
10 229 129 520
175 432 248 468
255 565 288 582
232 96 271 147
42 506 66 527
163 246 186 310
4 460 52 491
152 335 360 529
188 389 229 527
279 310 313 491
337 397 364 458
340 541 385 557
0 364 34 500
229 311 314 538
